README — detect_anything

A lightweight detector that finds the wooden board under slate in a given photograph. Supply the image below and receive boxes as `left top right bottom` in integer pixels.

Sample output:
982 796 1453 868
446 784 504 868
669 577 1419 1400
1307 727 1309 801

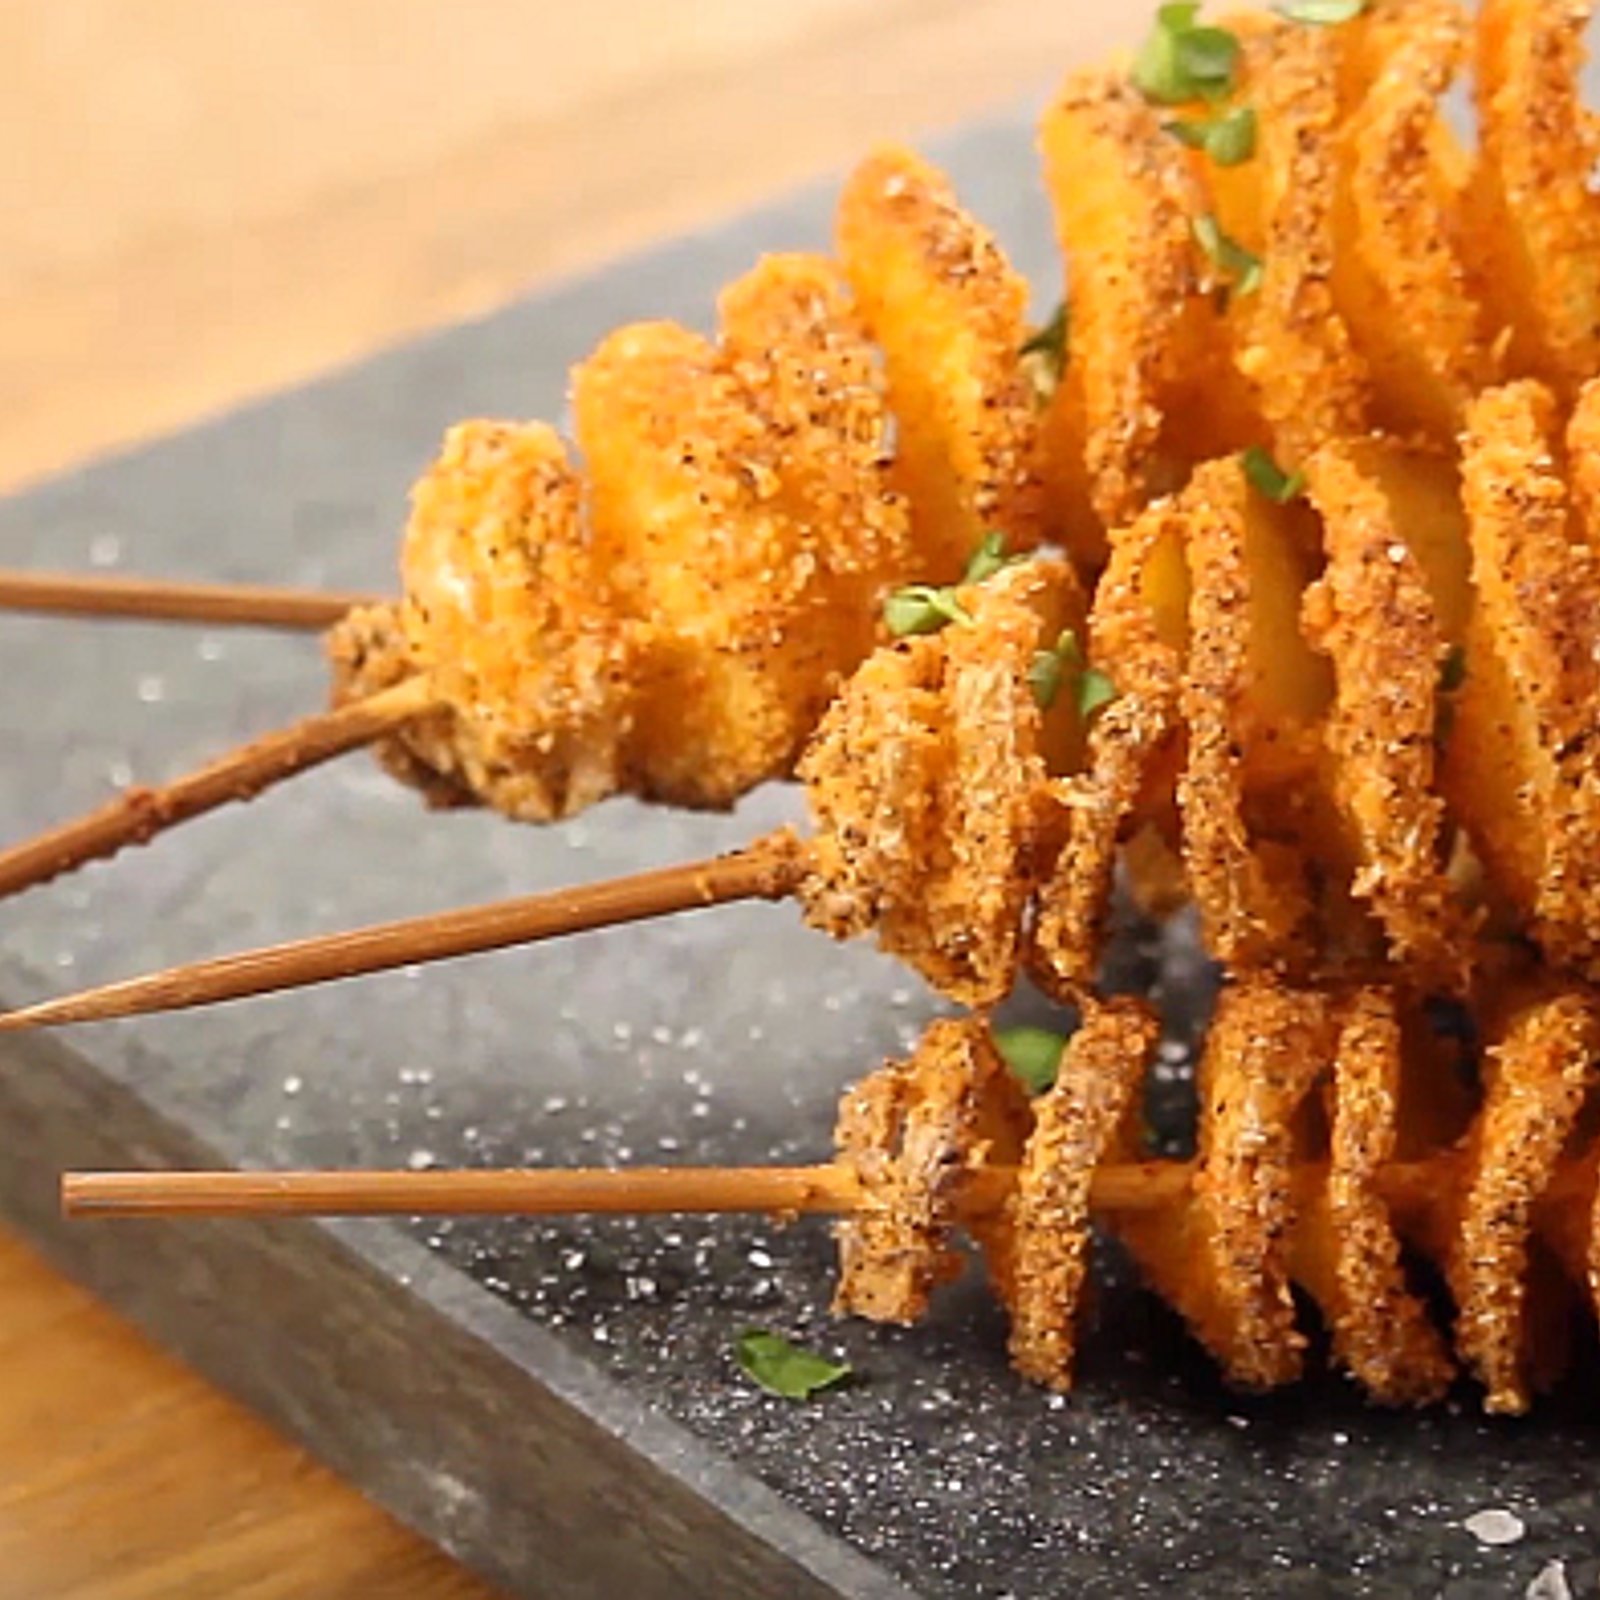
1 110 1598 1600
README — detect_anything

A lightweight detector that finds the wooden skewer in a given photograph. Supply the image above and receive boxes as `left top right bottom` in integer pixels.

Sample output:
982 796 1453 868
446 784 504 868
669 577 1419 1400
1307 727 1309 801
0 677 438 902
61 1151 1527 1223
0 832 807 1030
0 568 380 630
60 1160 1185 1219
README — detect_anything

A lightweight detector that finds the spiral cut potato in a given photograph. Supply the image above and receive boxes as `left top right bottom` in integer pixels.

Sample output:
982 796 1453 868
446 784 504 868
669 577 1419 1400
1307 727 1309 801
1037 0 1600 533
327 146 1055 822
39 0 1600 1421
833 983 1600 1413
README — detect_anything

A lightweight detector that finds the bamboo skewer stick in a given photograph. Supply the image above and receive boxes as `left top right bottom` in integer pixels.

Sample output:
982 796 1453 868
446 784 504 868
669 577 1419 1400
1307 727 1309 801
0 568 380 630
58 1152 1503 1223
0 833 807 1030
0 677 438 902
58 1160 1180 1219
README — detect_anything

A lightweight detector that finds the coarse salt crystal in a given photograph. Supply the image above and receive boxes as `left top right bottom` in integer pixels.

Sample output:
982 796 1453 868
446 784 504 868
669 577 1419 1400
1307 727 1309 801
1525 1561 1571 1600
1463 1507 1525 1547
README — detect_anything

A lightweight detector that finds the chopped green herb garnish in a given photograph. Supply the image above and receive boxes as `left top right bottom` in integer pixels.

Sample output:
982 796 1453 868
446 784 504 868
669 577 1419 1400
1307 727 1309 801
1028 648 1067 711
734 1329 852 1400
1240 444 1306 504
1192 214 1263 298
1029 629 1116 718
994 1026 1069 1095
1439 643 1467 695
1078 666 1118 721
1019 302 1070 403
883 583 972 637
1164 104 1257 166
964 531 1023 585
1133 5 1242 105
1277 0 1367 23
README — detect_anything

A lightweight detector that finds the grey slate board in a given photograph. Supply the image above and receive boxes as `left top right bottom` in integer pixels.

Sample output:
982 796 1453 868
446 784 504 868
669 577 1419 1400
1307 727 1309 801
2 105 1598 1600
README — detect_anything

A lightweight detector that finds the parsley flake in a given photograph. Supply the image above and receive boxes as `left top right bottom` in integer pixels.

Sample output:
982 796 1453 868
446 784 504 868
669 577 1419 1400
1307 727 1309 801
964 531 1023 585
1192 214 1263 298
1030 629 1116 718
1078 666 1118 721
1134 5 1242 105
1241 444 1307 504
1019 301 1070 403
884 584 972 637
734 1329 852 1401
1277 0 1367 23
994 1026 1069 1095
1165 104 1257 166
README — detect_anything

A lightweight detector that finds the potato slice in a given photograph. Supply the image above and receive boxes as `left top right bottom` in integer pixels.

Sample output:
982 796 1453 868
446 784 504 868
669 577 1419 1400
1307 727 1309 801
1178 459 1328 971
1562 377 1600 559
372 421 636 821
834 1018 1031 1325
1446 382 1600 975
1467 0 1600 396
1290 988 1455 1405
1448 987 1600 1413
1301 439 1474 988
837 146 1049 579
1004 998 1160 1390
572 256 908 808
800 557 1078 1007
1114 979 1333 1390
1225 18 1370 466
1332 0 1489 439
1029 492 1190 996
1038 68 1233 532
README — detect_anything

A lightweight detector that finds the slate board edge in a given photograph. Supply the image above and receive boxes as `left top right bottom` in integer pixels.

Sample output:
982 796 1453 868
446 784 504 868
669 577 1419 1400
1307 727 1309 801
0 1008 916 1600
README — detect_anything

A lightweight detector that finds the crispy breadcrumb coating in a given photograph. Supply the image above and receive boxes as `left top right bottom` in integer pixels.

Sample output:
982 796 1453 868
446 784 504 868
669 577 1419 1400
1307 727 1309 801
799 557 1082 1007
1301 438 1474 989
837 145 1051 578
1003 998 1159 1390
833 1018 1030 1324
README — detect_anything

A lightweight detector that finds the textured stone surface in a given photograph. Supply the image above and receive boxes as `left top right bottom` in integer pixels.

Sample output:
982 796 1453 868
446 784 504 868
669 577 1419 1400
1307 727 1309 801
1 110 1598 1599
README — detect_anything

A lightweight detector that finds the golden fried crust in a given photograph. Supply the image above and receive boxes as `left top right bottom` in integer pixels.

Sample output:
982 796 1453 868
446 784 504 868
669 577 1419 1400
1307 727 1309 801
1468 0 1600 395
833 1018 1030 1325
1030 495 1189 997
837 146 1049 579
1563 377 1600 555
393 421 636 822
799 558 1074 1007
1291 988 1455 1405
325 601 474 810
1449 987 1600 1413
1003 999 1159 1391
1452 382 1600 975
1231 21 1370 465
1038 68 1212 528
573 258 908 808
1178 461 1319 971
1335 0 1490 438
1115 980 1333 1391
1301 441 1474 989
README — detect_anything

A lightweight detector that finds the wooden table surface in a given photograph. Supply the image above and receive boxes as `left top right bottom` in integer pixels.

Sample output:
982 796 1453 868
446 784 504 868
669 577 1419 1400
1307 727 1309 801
0 3 1123 1593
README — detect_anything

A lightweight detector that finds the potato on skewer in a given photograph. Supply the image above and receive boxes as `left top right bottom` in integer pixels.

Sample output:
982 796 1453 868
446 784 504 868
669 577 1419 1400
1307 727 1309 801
60 988 1600 1416
837 146 1052 575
